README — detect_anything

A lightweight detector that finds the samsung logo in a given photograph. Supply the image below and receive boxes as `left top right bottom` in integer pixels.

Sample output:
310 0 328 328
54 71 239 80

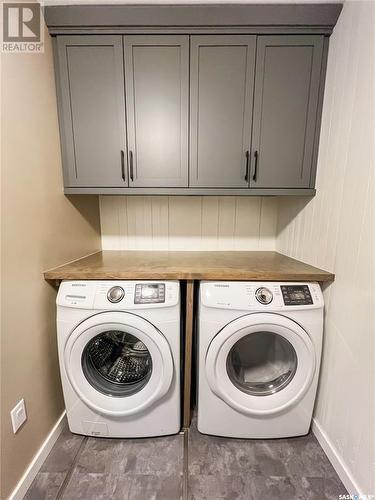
214 284 230 288
71 283 86 287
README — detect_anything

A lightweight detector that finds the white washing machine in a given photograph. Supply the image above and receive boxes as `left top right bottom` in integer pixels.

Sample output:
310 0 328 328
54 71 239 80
197 281 324 439
56 280 181 438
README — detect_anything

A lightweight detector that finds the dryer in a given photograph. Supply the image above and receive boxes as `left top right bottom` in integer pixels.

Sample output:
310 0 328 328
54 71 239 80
57 280 180 438
197 281 324 439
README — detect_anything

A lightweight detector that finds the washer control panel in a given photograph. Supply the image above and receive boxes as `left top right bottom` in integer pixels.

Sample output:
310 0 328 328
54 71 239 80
134 283 165 304
281 285 313 306
57 280 179 309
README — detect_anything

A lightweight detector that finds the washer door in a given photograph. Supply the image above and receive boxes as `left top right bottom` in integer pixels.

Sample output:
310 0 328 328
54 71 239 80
205 313 316 416
64 312 174 417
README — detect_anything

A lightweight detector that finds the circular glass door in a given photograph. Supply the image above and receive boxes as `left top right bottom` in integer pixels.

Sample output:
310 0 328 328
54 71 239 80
64 312 174 417
82 331 153 397
205 313 316 416
226 331 297 397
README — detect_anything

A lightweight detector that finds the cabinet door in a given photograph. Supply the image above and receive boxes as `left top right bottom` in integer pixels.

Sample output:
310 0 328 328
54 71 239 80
55 36 127 188
250 35 324 189
190 36 256 188
124 35 189 187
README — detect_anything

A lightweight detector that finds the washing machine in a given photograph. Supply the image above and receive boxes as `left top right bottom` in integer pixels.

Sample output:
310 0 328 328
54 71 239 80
197 281 324 439
56 280 180 438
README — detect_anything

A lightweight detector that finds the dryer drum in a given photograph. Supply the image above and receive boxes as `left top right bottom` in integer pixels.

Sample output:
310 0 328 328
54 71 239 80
226 331 298 397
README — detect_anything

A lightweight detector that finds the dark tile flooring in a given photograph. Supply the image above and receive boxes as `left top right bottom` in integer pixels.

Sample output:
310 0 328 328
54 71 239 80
24 419 347 500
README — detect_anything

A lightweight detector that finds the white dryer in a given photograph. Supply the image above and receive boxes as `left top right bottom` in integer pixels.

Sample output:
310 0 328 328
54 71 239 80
57 280 180 438
197 281 324 439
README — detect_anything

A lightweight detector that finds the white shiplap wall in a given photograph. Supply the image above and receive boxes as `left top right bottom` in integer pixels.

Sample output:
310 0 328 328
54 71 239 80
100 196 278 250
277 1 375 495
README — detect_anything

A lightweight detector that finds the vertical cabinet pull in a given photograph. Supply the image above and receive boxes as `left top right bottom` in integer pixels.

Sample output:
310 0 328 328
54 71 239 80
244 150 250 182
120 150 125 181
253 150 259 182
129 150 134 182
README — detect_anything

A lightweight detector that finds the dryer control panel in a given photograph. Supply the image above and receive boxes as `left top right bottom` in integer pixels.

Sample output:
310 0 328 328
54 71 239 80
200 282 323 311
281 285 313 306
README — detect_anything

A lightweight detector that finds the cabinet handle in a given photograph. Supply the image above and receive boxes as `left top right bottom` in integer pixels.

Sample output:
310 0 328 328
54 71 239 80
253 150 259 182
244 150 250 182
120 150 125 181
129 150 134 182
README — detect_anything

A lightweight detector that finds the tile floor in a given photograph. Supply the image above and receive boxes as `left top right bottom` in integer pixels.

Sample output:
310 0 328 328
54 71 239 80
24 419 347 500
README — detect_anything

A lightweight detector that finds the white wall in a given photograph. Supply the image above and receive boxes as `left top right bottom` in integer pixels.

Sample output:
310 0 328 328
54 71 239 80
100 196 278 250
277 1 375 495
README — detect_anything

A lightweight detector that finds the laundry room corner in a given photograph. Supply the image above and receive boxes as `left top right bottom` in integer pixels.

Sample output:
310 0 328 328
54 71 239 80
1 10 102 500
276 1 375 494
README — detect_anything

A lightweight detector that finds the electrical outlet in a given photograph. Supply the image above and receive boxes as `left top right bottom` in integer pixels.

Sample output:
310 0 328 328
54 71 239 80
10 399 27 433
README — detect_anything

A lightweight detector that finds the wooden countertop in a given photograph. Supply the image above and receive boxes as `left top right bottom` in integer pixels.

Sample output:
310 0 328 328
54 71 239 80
44 251 334 282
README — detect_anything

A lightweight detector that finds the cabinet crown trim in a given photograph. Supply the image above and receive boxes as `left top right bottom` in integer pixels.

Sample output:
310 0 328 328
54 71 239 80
45 3 343 34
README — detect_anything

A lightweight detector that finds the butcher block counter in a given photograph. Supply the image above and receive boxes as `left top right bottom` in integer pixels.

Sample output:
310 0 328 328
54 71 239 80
44 250 334 282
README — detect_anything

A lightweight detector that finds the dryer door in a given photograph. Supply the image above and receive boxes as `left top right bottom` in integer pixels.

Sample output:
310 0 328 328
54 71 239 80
64 311 174 417
205 313 316 416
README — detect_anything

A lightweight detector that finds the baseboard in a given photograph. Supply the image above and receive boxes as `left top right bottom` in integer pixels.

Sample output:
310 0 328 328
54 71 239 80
8 411 67 500
312 418 363 496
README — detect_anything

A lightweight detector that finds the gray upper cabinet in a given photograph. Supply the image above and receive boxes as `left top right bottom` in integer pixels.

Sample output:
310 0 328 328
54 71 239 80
55 35 127 188
190 36 256 188
53 31 328 195
124 35 189 187
250 35 324 189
